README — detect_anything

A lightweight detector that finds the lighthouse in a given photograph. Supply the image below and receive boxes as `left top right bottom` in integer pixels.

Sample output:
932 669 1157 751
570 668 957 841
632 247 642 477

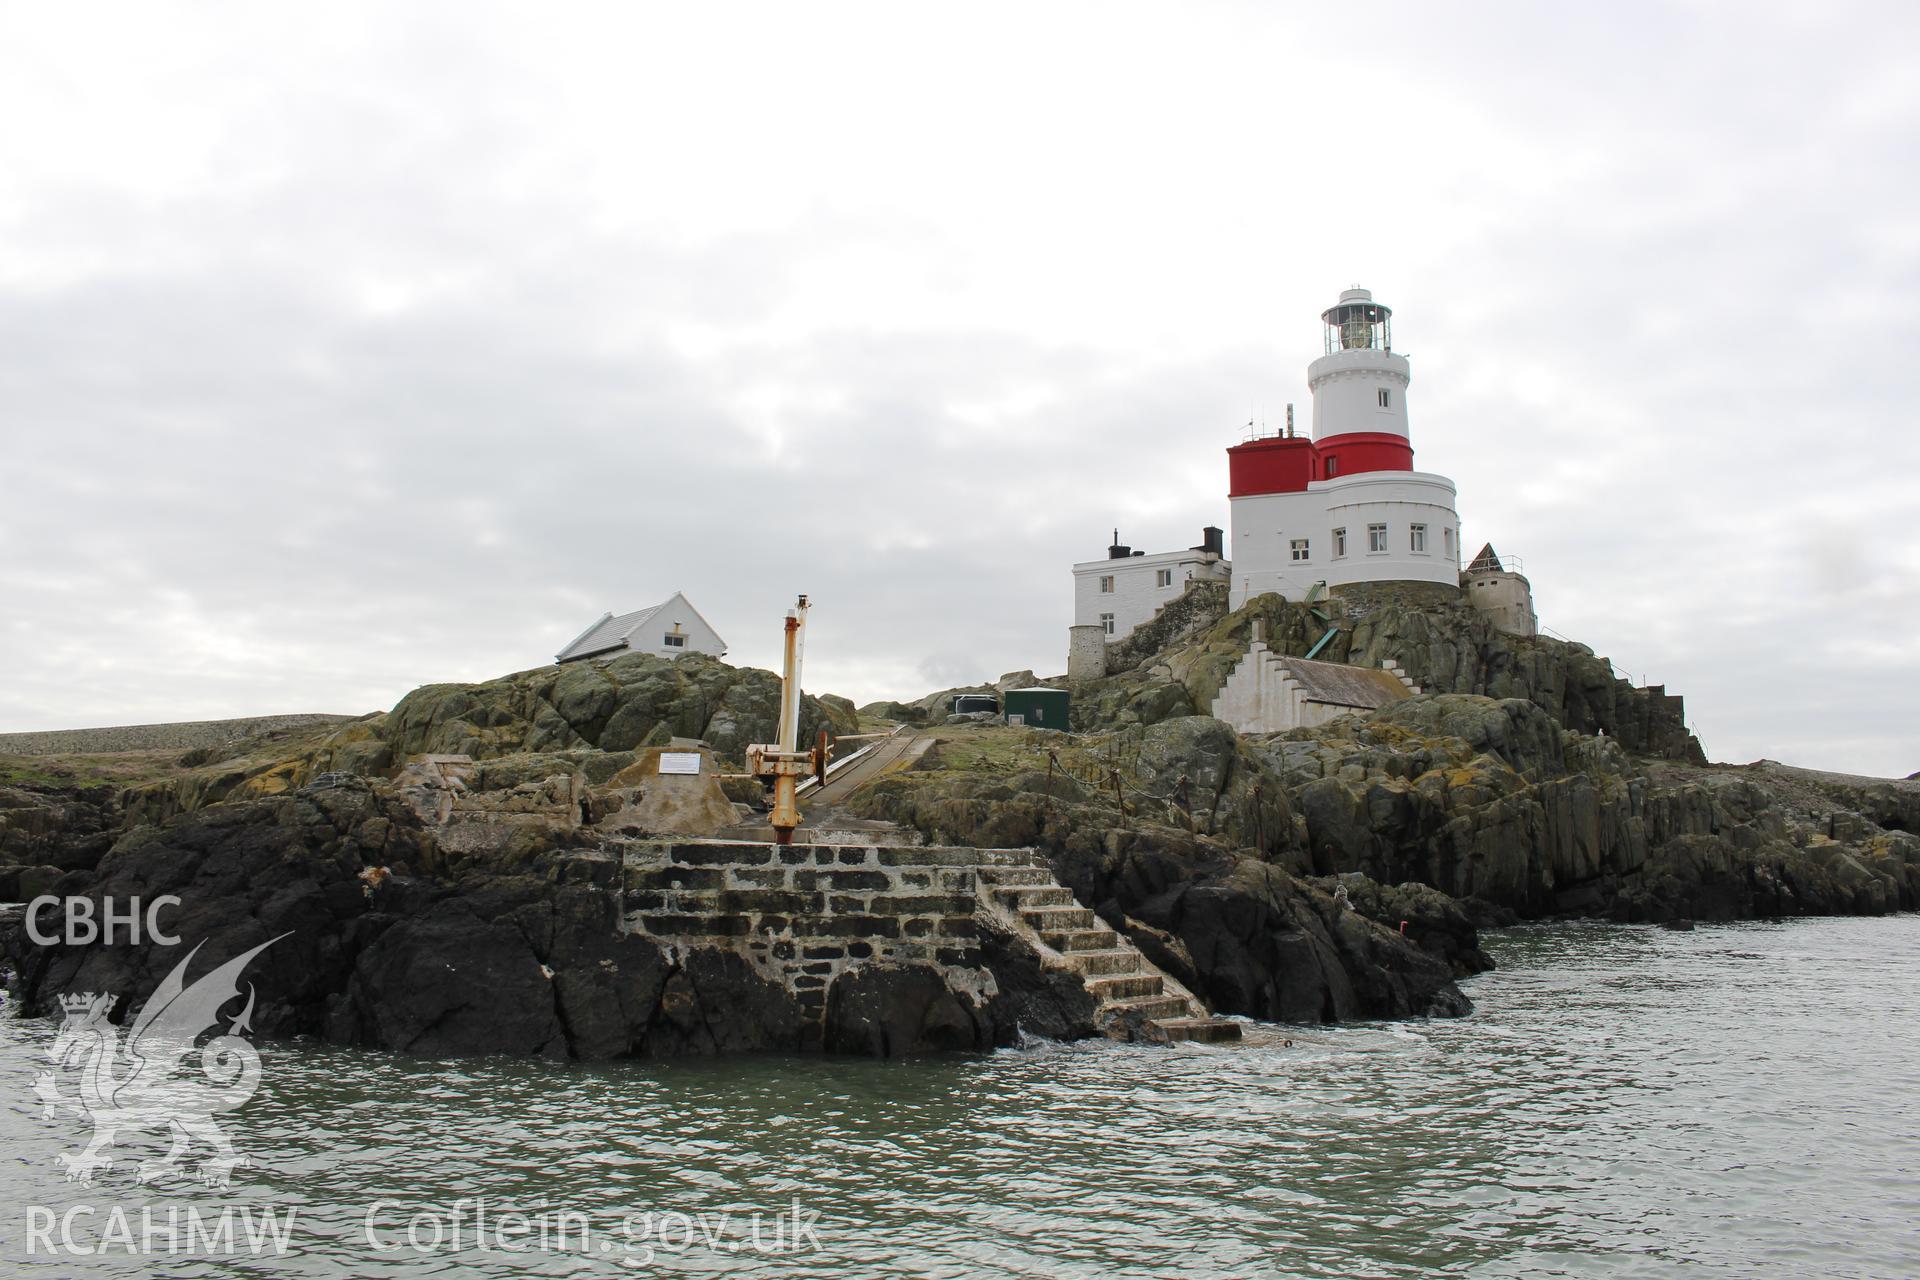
1225 287 1461 605
1069 283 1535 686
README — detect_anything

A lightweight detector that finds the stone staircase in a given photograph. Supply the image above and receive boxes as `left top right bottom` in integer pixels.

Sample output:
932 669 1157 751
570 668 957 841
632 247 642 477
1212 639 1417 735
979 865 1242 1045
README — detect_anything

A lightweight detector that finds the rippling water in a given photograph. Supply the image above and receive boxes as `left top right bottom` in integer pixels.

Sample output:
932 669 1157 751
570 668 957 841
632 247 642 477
3 917 1916 1277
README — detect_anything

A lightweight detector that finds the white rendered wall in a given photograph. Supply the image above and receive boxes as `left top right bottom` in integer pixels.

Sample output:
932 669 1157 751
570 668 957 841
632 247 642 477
1072 550 1229 641
1309 349 1411 441
1210 643 1371 734
632 598 727 659
1228 472 1460 606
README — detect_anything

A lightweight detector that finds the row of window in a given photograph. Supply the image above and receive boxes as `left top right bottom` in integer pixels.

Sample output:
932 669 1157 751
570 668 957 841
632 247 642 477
1289 522 1453 563
1097 567 1179 594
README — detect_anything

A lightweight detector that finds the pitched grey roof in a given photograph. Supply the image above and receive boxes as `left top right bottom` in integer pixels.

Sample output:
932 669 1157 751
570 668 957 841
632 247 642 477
556 604 666 662
1467 542 1504 573
554 592 726 663
1281 657 1410 709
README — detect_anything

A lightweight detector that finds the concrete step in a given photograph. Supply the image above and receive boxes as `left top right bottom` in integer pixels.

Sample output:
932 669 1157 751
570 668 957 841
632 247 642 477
1153 1017 1243 1044
1087 974 1164 1001
977 849 1050 868
995 886 1074 909
1063 949 1142 976
1102 994 1194 1022
979 866 1053 887
1043 928 1120 953
1022 905 1095 932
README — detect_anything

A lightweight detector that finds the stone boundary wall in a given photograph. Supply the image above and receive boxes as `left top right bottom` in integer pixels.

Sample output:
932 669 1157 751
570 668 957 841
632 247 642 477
620 841 1045 1021
1327 580 1464 621
0 715 356 756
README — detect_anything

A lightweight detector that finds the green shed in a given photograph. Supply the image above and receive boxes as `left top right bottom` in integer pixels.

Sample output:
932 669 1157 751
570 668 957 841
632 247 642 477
1004 687 1070 730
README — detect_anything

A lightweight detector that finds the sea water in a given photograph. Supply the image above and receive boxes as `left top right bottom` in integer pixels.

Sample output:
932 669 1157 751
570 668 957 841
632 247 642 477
2 916 1915 1277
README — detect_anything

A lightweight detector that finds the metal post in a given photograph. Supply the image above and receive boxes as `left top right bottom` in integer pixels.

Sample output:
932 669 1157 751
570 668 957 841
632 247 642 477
766 595 809 843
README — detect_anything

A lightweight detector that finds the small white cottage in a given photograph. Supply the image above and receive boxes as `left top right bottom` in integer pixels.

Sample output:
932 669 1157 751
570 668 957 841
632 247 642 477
555 592 727 664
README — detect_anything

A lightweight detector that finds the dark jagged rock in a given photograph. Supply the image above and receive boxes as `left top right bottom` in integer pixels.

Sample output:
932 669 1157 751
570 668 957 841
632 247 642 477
822 963 999 1057
0 784 121 873
853 753 1473 1022
5 791 900 1061
1258 695 1920 923
1318 875 1493 978
978 918 1100 1042
334 900 569 1057
643 949 811 1057
1054 833 1470 1022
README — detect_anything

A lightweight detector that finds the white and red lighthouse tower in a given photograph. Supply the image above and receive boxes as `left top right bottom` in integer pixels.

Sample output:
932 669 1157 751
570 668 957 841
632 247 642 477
1226 287 1461 605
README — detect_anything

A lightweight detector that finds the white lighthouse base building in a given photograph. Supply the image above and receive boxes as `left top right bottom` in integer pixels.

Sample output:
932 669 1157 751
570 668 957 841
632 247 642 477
1227 469 1460 606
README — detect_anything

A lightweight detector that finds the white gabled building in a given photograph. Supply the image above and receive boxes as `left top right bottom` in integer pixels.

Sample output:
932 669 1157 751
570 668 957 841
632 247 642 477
555 592 727 664
1071 527 1229 643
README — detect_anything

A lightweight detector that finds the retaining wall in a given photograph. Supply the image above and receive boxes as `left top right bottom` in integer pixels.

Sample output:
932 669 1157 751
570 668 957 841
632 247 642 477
621 840 1045 1020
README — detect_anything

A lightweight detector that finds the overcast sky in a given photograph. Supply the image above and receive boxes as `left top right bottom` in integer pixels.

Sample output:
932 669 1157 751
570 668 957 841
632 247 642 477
2 2 1915 777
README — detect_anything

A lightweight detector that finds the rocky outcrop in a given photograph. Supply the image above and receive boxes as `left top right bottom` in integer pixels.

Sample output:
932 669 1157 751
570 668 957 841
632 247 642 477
26 656 867 836
1052 833 1470 1023
821 964 1000 1056
848 721 1476 1023
12 588 1903 1063
1054 585 1702 765
1339 605 1703 764
374 652 856 765
1257 695 1920 923
0 784 121 877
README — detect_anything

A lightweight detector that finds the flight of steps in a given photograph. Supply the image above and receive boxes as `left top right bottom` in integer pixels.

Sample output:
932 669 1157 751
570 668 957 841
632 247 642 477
979 865 1242 1045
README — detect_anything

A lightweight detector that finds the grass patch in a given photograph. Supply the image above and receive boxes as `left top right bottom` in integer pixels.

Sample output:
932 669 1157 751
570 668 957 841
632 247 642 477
0 750 186 790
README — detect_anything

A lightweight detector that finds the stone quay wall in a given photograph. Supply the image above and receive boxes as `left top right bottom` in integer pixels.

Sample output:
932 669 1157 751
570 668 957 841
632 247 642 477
620 840 1046 1020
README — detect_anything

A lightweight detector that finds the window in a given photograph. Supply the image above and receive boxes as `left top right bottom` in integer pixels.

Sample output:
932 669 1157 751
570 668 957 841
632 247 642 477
1099 575 1115 593
1333 527 1347 558
1378 388 1392 408
1444 527 1455 559
1155 568 1173 588
663 633 686 648
1290 538 1310 562
1368 523 1388 553
1325 456 1340 477
1100 612 1116 635
1410 523 1427 552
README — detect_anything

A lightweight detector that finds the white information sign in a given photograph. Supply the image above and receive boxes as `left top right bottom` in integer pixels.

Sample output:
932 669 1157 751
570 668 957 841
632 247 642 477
658 752 702 776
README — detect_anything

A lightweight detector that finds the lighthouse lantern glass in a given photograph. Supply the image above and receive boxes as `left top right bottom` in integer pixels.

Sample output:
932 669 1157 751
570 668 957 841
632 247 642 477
1322 299 1392 354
